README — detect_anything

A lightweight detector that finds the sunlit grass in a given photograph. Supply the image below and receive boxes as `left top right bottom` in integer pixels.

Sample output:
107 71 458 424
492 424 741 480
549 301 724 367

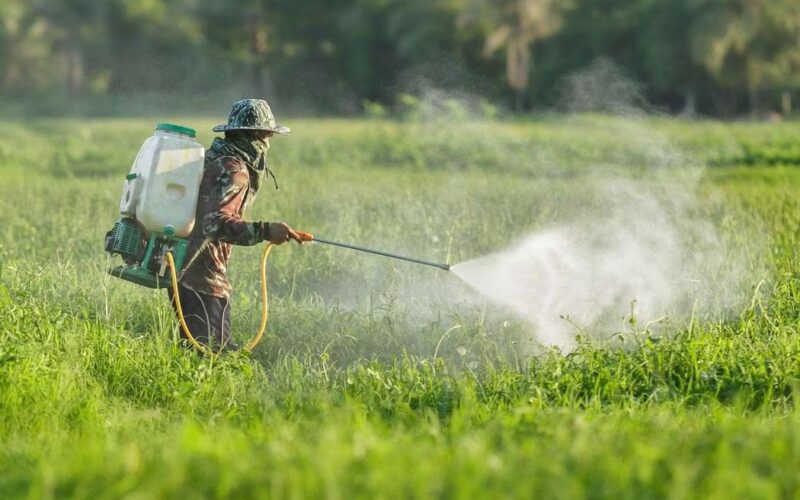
1 116 799 497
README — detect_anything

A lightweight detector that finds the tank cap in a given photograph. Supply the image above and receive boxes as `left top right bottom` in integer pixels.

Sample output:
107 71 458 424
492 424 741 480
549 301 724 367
155 122 196 138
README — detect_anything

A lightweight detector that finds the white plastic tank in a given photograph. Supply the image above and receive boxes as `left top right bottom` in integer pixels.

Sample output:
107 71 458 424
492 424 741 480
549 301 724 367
119 123 205 237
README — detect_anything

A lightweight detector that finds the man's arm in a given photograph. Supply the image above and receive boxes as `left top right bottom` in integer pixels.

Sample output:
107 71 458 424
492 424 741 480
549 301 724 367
202 158 301 245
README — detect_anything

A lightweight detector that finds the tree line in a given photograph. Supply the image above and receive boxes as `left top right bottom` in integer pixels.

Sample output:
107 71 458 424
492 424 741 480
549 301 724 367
1 0 798 116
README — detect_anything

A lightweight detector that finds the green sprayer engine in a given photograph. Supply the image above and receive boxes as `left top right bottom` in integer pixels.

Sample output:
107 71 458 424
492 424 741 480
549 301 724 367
105 218 190 289
104 123 205 288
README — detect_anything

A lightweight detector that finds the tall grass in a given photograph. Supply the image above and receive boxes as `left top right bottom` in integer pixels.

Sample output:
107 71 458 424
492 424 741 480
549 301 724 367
1 117 799 497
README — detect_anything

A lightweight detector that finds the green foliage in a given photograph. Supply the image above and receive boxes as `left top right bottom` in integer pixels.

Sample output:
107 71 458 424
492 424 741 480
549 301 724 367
1 0 799 115
1 117 800 496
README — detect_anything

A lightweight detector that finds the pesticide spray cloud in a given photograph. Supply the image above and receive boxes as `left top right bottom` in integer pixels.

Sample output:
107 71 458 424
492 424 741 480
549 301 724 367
291 60 757 359
450 175 717 349
449 60 749 350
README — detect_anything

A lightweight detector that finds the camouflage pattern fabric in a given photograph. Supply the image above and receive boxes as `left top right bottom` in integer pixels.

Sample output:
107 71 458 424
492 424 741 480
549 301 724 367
213 133 273 193
179 139 269 298
212 98 290 136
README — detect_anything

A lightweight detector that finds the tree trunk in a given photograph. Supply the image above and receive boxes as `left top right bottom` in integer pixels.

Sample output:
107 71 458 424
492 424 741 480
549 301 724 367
1 43 16 90
747 84 760 117
781 90 792 115
63 43 85 97
250 25 269 93
507 37 530 112
681 88 697 116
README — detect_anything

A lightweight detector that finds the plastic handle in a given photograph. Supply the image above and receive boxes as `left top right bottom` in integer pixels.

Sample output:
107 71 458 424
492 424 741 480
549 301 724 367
296 231 314 242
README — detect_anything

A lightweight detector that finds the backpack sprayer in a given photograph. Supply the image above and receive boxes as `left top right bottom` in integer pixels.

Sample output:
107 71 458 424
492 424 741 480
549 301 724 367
104 123 450 355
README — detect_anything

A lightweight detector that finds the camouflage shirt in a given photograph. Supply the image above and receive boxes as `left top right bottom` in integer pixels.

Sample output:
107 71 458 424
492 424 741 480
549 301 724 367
180 147 267 298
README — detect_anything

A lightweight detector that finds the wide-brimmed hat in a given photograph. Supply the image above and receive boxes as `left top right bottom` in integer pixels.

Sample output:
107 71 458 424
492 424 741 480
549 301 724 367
213 99 290 135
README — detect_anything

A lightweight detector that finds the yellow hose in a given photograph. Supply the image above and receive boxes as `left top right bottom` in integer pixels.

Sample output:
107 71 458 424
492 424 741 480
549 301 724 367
246 243 273 351
166 243 273 355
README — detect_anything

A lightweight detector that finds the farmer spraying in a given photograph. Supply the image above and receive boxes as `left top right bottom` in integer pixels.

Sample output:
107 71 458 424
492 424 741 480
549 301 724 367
173 99 304 351
105 100 447 355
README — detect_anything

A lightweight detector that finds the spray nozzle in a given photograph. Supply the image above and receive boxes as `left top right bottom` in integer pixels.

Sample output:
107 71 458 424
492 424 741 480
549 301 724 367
296 231 315 243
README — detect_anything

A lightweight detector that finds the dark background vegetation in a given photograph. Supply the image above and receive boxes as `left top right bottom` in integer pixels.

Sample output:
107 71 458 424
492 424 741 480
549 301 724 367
1 0 799 117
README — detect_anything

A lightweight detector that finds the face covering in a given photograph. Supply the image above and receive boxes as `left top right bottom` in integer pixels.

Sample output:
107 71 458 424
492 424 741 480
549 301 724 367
210 134 278 193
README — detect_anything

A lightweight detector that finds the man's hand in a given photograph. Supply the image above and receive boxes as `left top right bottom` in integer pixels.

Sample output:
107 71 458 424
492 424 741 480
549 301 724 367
268 222 303 245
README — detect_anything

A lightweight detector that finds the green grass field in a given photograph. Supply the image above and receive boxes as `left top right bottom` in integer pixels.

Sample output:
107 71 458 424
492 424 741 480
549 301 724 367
1 115 800 498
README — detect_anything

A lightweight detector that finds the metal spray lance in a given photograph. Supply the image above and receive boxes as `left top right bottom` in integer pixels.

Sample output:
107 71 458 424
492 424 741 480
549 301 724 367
295 231 450 271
